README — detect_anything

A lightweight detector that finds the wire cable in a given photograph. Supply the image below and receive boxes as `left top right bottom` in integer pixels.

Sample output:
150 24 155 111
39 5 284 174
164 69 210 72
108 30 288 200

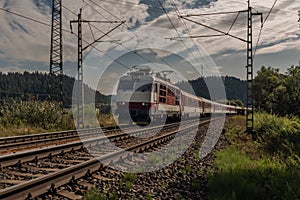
0 7 50 27
253 0 278 59
156 0 178 32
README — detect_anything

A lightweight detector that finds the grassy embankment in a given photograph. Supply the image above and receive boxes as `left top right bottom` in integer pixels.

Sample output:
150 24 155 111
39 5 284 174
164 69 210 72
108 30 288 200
0 100 116 137
208 113 300 199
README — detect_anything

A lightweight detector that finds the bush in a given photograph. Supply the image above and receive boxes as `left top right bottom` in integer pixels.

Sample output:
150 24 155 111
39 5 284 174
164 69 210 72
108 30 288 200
255 113 300 158
0 99 75 132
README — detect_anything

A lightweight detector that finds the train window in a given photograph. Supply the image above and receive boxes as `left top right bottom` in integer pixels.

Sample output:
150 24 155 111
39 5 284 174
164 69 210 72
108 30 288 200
167 87 175 96
160 90 166 96
160 84 166 90
159 97 166 103
154 83 158 93
135 83 152 92
118 80 134 90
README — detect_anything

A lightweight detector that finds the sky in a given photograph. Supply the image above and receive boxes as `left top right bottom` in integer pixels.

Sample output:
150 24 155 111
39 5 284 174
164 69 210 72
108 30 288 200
0 0 299 94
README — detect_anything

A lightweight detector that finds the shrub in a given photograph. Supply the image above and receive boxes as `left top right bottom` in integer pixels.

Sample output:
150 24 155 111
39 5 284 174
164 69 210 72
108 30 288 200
0 99 75 133
255 113 300 157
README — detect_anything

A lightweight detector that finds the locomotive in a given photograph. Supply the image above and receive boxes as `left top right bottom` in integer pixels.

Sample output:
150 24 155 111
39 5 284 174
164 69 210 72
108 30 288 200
115 67 244 124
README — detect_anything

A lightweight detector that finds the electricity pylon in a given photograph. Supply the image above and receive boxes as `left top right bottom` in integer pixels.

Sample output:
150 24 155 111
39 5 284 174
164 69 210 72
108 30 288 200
49 0 63 104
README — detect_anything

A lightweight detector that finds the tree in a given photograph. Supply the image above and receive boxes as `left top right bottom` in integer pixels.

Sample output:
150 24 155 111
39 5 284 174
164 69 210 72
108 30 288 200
253 65 300 116
284 66 300 116
252 66 282 113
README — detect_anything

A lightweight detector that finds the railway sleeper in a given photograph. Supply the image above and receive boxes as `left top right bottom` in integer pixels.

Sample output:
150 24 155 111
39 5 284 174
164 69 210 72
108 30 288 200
37 161 70 168
2 169 43 178
57 189 83 200
22 164 58 173
0 179 24 185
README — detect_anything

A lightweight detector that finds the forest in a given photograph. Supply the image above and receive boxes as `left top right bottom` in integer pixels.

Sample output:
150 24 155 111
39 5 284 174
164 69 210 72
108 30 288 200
0 71 109 107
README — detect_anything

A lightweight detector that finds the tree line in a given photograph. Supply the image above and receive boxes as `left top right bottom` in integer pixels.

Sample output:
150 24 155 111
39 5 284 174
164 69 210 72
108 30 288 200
177 76 247 106
252 65 300 116
0 71 109 108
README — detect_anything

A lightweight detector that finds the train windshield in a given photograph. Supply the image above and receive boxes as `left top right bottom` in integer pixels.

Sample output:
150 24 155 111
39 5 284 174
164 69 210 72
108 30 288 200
135 83 152 92
118 80 134 90
118 80 153 92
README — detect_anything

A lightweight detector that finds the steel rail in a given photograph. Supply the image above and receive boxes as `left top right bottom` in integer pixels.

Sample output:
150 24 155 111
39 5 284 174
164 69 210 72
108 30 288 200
0 119 202 167
0 121 177 154
0 118 213 200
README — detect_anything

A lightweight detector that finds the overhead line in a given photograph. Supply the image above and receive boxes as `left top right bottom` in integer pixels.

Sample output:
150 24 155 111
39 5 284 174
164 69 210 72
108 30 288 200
0 7 72 33
227 11 241 34
62 4 132 70
84 0 185 74
0 4 131 72
263 0 278 26
184 10 248 17
171 2 212 76
156 0 178 32
180 16 247 43
0 7 50 27
253 0 278 58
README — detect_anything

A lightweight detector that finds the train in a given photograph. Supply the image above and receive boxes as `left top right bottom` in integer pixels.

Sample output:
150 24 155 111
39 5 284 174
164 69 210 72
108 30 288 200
115 67 245 124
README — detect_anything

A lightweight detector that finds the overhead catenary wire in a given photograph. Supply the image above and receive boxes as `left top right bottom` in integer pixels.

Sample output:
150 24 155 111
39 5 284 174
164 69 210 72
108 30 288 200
155 0 208 75
253 0 278 59
83 0 193 76
156 0 178 32
0 4 132 71
1 1 293 79
0 7 50 27
0 7 73 33
170 0 213 76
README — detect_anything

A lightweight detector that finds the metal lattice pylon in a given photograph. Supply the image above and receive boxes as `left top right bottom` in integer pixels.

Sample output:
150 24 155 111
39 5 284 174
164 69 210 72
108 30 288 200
49 0 63 104
70 9 125 128
246 5 254 133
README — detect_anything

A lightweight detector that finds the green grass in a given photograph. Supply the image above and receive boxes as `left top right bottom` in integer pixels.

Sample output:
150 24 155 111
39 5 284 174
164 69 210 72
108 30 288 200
83 188 106 200
123 173 136 190
208 146 263 200
208 146 300 200
83 187 118 200
208 113 300 200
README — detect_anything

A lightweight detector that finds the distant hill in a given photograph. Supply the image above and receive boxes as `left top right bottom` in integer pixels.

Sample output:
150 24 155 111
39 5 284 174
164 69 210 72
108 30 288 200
0 71 109 107
0 72 247 107
177 76 247 105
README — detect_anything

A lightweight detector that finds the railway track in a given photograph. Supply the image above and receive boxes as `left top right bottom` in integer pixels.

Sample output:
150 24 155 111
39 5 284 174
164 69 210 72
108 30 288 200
0 125 128 155
0 118 215 199
0 121 184 155
0 118 205 155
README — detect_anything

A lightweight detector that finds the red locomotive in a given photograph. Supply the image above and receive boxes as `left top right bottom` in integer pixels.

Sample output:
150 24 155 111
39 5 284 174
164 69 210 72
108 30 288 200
115 67 244 124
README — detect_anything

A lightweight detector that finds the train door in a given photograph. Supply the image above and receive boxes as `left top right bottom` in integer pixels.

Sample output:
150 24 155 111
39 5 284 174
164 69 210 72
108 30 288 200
153 83 158 103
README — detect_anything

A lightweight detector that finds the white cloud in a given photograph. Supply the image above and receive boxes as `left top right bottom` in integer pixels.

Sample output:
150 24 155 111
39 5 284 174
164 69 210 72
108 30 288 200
0 0 299 80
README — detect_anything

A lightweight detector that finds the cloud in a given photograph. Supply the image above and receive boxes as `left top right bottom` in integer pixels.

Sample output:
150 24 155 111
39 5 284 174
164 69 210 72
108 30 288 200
0 0 299 82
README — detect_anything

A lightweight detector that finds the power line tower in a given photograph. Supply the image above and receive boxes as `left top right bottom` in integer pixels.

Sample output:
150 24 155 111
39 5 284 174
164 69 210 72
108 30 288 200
70 9 84 129
49 0 63 104
246 0 262 138
174 0 262 139
70 9 125 128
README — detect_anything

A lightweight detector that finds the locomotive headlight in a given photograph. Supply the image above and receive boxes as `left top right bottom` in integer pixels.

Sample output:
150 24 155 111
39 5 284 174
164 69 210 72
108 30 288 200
142 102 145 106
122 102 126 105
